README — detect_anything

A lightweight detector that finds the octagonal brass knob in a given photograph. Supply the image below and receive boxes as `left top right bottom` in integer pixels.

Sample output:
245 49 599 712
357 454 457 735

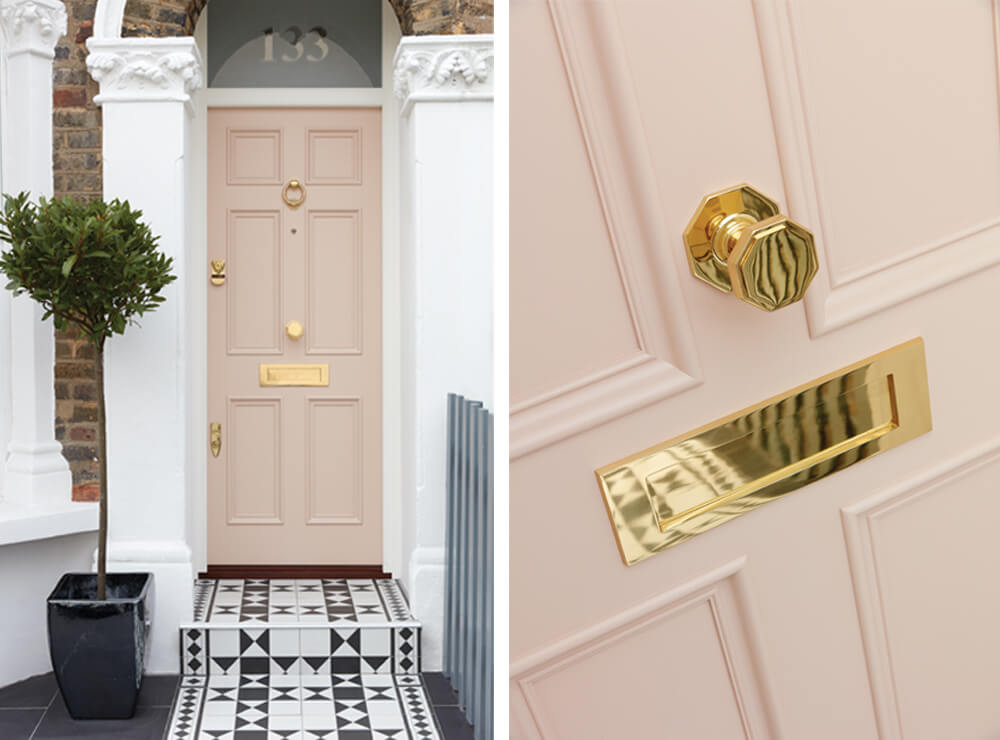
285 320 304 340
683 184 818 312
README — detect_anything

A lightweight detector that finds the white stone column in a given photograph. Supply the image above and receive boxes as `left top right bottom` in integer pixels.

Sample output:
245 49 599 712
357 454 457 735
393 35 494 672
86 37 201 673
0 0 73 506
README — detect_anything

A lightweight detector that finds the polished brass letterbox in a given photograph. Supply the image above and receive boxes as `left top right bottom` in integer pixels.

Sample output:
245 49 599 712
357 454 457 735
258 363 329 387
596 338 932 566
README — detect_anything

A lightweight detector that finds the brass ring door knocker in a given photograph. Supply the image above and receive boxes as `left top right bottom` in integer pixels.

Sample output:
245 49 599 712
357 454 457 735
282 178 306 209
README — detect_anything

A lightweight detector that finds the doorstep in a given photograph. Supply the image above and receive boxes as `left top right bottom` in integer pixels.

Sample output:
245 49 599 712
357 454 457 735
165 578 442 739
180 579 421 676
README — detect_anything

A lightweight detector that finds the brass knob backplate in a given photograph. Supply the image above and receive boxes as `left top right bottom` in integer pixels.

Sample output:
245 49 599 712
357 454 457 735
683 184 818 312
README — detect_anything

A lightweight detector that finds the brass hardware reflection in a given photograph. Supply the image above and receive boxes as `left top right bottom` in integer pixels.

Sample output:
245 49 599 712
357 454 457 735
596 339 932 566
285 320 304 340
210 259 226 286
282 178 306 209
259 363 329 387
210 422 221 457
683 183 818 311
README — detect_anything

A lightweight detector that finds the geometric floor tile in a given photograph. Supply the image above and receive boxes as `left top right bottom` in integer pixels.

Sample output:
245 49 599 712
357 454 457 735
182 580 422 678
191 579 416 626
164 674 443 740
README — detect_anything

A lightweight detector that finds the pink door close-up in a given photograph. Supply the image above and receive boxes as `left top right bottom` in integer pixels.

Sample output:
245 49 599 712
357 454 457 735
511 1 1000 738
207 107 382 567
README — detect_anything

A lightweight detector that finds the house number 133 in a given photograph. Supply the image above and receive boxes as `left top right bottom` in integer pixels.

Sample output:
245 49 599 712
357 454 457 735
262 26 330 62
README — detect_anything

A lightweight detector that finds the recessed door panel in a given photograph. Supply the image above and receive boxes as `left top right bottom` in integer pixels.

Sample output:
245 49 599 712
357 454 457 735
227 129 282 185
306 398 362 524
307 211 361 354
307 129 362 185
227 398 282 524
227 211 281 354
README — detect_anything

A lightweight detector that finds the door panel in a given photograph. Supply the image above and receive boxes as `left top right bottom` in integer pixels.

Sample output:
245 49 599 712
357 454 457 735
306 211 362 354
511 1 1000 737
208 107 382 566
228 210 282 353
227 398 282 524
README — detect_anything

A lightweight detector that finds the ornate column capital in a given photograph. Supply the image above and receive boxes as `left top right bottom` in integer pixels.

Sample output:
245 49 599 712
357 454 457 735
393 35 494 115
0 0 66 58
86 37 202 106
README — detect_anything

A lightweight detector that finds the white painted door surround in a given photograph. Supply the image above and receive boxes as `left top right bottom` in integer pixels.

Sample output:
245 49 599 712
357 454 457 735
86 0 493 673
511 1 1000 738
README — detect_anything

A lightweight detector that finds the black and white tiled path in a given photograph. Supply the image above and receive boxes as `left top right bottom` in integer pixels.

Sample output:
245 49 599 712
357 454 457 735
167 579 442 740
166 673 441 740
0 673 470 740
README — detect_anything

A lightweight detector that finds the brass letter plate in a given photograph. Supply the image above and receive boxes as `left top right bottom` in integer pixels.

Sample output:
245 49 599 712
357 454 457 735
596 338 932 566
259 363 330 387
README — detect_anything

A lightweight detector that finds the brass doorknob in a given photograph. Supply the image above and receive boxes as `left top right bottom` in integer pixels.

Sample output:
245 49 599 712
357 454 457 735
683 184 818 312
286 320 304 340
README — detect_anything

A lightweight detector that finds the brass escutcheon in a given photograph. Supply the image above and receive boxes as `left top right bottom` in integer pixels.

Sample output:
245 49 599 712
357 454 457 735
210 259 226 286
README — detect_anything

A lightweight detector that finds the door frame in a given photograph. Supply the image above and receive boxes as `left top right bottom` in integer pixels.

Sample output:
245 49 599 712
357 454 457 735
188 3 403 576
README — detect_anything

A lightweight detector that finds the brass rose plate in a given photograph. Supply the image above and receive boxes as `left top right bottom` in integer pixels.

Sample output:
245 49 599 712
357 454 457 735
596 339 932 566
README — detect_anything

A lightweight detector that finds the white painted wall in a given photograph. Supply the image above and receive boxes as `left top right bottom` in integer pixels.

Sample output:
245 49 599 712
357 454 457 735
1 0 71 507
0 6 8 501
0 532 96 687
0 0 98 690
394 37 494 671
86 36 201 674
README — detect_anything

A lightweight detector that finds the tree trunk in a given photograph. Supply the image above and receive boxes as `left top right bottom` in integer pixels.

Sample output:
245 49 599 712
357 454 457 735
96 341 108 601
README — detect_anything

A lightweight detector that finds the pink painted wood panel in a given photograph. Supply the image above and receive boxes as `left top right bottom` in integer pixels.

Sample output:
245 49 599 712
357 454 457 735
306 211 361 354
511 0 1000 737
526 600 749 739
307 130 362 185
227 398 282 524
227 211 281 354
208 107 382 566
509 0 641 408
227 129 282 184
306 398 363 525
786 1 1000 285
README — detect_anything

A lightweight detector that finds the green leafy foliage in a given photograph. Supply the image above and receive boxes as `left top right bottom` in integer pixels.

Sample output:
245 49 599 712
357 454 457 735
0 192 175 347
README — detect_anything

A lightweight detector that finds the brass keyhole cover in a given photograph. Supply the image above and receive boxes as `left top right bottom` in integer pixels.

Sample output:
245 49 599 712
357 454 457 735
683 183 819 312
282 178 306 209
210 259 226 286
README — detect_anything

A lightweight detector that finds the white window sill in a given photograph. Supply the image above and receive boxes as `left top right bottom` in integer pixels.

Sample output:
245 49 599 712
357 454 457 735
0 500 98 546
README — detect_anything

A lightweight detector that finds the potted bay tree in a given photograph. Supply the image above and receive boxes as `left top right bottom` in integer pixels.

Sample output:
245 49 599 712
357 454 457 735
0 192 175 719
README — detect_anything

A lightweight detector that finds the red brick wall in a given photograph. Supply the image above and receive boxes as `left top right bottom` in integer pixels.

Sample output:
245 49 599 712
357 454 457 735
53 0 103 501
52 0 492 501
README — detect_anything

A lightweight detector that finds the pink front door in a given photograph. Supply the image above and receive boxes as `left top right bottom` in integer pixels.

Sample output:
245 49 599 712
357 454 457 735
207 107 382 566
511 1 1000 738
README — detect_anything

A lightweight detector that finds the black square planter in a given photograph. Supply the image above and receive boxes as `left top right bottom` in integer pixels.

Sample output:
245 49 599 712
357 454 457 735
46 572 153 719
